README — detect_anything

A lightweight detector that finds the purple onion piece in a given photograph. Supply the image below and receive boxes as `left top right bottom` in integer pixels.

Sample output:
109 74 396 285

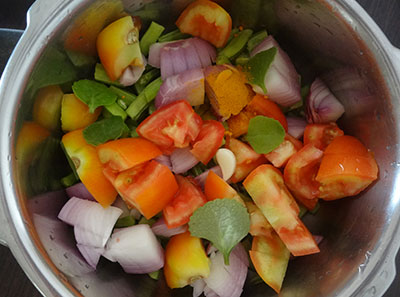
151 217 187 237
194 166 223 189
65 182 95 201
170 147 199 174
286 116 308 139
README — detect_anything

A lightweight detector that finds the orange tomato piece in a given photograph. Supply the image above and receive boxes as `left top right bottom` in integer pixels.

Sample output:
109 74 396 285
225 138 266 183
61 94 101 132
164 231 210 288
264 133 303 168
204 170 245 205
303 122 344 150
316 135 378 200
96 137 162 172
176 0 232 48
62 129 117 207
114 160 179 219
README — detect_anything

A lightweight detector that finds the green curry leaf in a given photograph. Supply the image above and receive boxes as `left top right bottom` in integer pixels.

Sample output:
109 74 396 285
83 116 128 146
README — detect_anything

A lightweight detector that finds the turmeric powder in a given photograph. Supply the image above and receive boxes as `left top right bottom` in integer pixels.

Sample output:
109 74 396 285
205 65 254 119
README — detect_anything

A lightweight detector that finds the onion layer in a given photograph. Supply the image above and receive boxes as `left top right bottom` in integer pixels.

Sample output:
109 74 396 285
119 56 147 86
155 68 205 109
103 224 164 274
76 244 104 269
148 38 216 79
170 147 199 174
286 116 308 139
58 197 122 248
306 78 345 123
194 166 223 189
65 182 94 201
250 36 301 107
151 217 187 237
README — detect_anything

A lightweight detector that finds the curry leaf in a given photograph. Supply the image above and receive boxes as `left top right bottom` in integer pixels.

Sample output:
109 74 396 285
189 199 250 265
83 116 128 146
246 115 285 154
72 79 117 113
244 47 277 93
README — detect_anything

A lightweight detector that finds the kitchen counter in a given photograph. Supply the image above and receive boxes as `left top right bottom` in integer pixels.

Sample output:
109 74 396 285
0 0 399 296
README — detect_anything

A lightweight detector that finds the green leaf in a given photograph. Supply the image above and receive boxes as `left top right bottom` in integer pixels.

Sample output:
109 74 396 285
245 115 285 154
83 116 128 146
72 79 118 113
189 199 250 265
244 47 277 94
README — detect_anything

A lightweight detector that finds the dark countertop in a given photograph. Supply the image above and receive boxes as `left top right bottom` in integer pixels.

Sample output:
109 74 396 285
0 1 399 297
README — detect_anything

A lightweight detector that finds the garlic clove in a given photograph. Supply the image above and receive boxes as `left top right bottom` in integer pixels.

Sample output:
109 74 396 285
215 148 236 181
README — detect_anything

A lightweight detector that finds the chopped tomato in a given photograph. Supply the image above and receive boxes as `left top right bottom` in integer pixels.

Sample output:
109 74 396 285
243 165 319 256
303 123 344 150
176 0 232 48
163 176 207 228
164 231 210 288
225 138 266 183
114 160 179 219
204 170 245 205
62 129 117 207
250 234 290 293
316 135 378 200
283 144 324 207
97 137 162 172
246 201 274 238
227 94 288 137
97 16 144 81
137 100 203 154
264 133 303 168
190 120 225 164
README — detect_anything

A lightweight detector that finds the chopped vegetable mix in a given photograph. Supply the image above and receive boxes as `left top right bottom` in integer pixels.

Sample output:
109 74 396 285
22 0 380 296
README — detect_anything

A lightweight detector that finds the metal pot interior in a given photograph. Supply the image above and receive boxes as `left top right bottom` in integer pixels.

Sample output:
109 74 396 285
12 0 400 296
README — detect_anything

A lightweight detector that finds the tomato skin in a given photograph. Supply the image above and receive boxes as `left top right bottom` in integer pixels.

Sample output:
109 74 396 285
97 137 162 172
283 144 324 206
114 160 179 219
204 170 245 205
137 100 203 154
303 123 344 150
163 176 207 228
228 94 288 138
190 120 225 165
164 231 210 288
244 164 319 256
225 138 267 183
176 0 232 48
316 135 378 200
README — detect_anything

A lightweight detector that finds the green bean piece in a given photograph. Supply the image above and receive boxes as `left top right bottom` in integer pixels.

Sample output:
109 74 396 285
217 29 253 64
140 21 165 56
61 172 78 188
247 30 268 53
134 68 161 94
158 29 190 42
94 63 123 87
109 86 137 109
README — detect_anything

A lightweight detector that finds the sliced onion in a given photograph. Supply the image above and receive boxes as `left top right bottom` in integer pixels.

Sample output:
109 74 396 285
58 197 122 248
32 214 95 276
119 56 147 86
286 116 308 139
204 286 219 297
194 166 223 189
170 147 199 174
202 244 248 297
76 244 104 269
155 68 205 109
103 224 164 274
112 196 130 217
151 217 187 237
28 190 68 217
149 38 216 79
191 279 207 297
155 154 172 171
306 78 345 123
65 182 95 201
250 36 301 107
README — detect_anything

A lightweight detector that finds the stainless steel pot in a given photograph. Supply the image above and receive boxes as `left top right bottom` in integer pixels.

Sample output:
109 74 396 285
1 0 400 296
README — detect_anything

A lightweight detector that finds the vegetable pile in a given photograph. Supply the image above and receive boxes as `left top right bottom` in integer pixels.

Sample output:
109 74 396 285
20 0 379 295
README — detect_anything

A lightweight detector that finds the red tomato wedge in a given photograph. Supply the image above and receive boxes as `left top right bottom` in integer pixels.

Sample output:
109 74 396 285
114 160 179 219
137 100 203 154
249 235 290 293
284 144 324 207
244 165 319 256
246 201 274 238
227 94 288 138
97 137 162 172
190 120 225 165
176 0 232 48
265 133 303 168
303 122 344 150
163 176 207 228
316 135 378 200
204 170 245 205
225 138 267 183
